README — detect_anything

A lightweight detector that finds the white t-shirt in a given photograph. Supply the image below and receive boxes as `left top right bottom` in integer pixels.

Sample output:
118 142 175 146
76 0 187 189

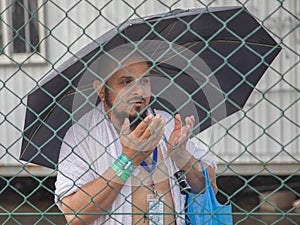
55 103 216 225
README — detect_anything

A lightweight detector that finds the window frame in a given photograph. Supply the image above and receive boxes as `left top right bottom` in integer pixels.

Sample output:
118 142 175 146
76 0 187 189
0 0 46 65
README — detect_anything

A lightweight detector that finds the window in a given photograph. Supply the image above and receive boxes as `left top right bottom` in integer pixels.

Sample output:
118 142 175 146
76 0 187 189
0 0 46 64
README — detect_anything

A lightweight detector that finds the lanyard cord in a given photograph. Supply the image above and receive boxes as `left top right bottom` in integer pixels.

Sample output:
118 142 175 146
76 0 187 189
140 147 158 189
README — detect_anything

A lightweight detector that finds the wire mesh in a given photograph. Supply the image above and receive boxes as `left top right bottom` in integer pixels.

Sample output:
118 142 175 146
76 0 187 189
0 0 299 224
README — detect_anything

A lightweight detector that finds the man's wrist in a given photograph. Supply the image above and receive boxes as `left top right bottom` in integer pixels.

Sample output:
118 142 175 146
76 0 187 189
122 148 150 166
171 149 194 169
111 153 136 181
122 150 140 166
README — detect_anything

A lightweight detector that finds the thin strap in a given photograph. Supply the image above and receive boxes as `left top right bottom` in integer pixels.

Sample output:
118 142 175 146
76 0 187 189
140 147 158 173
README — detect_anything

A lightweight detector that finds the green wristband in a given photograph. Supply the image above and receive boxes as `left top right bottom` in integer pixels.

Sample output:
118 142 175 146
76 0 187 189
111 154 135 181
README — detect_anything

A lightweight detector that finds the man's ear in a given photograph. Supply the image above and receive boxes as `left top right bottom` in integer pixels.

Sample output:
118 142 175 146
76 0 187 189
93 80 105 101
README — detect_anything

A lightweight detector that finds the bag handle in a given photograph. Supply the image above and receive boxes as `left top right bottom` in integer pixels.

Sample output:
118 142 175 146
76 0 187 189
200 161 211 186
200 161 219 205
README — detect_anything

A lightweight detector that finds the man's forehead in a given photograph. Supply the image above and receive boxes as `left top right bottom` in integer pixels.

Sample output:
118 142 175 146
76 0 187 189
93 48 151 84
107 61 150 81
108 52 147 67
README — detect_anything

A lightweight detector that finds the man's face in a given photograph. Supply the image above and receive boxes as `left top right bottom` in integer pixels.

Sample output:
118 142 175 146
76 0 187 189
102 61 151 125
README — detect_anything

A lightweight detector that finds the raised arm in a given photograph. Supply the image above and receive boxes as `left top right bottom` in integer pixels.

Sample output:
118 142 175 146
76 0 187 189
167 114 217 194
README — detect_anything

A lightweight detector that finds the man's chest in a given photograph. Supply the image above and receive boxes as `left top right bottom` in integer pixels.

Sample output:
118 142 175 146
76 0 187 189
131 147 176 224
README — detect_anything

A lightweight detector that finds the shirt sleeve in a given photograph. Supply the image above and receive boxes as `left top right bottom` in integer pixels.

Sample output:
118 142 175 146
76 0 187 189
185 139 217 170
54 125 97 211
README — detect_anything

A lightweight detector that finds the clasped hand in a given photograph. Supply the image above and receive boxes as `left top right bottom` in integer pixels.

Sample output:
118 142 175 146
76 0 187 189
120 114 165 165
120 113 195 166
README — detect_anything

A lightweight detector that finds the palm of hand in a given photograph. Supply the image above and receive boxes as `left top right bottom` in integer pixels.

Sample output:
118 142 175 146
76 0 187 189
120 114 165 164
167 114 195 159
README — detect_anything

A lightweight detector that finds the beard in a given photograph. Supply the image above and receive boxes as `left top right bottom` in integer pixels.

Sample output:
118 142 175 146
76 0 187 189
104 87 149 131
128 110 148 130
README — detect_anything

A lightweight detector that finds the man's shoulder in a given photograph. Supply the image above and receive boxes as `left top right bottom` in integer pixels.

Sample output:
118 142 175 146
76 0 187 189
65 107 103 138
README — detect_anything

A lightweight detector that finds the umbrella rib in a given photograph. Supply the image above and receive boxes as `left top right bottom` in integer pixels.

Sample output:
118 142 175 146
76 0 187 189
212 39 281 49
66 86 94 95
21 93 72 155
23 84 99 155
155 40 279 67
150 21 178 59
155 41 198 66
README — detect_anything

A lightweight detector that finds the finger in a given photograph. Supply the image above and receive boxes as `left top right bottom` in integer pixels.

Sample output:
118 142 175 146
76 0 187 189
181 127 190 141
155 124 165 140
174 114 182 131
157 119 166 133
143 117 165 142
121 118 131 135
183 117 193 136
150 115 165 133
191 115 195 123
133 114 154 137
185 115 194 130
178 116 194 141
140 114 164 139
190 115 195 127
144 126 165 150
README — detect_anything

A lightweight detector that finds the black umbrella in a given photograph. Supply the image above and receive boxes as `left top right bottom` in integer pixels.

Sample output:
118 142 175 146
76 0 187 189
20 6 281 169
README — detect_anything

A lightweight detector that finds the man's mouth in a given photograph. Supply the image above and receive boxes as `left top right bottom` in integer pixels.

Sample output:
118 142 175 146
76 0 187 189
128 98 146 107
129 100 145 107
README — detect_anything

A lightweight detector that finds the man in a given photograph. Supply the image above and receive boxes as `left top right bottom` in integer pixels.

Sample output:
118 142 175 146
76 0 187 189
55 49 217 225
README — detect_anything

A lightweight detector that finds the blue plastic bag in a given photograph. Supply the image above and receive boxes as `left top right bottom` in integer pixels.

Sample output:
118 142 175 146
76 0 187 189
185 164 233 225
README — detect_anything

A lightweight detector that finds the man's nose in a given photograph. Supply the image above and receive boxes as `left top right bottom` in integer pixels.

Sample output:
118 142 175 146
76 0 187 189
131 82 146 95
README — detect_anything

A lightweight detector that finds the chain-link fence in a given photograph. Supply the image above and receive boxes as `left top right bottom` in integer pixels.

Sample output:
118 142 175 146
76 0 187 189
0 0 299 224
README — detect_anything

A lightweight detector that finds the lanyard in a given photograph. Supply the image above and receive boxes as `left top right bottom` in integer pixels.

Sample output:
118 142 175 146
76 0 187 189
140 147 158 194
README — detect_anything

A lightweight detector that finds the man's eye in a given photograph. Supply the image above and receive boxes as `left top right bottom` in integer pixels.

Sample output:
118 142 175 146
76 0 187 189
140 78 150 85
121 79 132 86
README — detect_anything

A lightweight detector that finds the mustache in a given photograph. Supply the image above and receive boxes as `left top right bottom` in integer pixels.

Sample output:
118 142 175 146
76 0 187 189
127 96 147 103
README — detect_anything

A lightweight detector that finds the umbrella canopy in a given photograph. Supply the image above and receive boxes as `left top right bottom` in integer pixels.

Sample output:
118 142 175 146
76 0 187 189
20 6 281 169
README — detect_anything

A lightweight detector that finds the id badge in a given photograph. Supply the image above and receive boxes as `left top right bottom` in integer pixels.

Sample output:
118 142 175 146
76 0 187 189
147 194 164 225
